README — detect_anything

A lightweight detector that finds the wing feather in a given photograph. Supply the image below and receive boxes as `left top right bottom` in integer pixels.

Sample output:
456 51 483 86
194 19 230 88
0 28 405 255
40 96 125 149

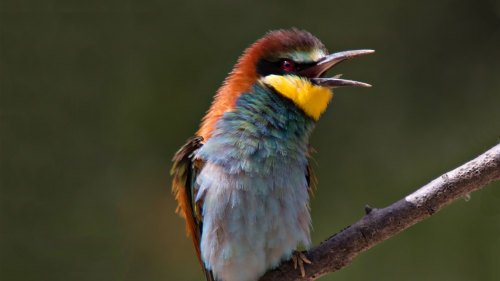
171 136 214 281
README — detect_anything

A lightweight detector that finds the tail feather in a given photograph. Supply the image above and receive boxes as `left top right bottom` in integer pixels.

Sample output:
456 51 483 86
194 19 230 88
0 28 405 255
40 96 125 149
204 268 215 281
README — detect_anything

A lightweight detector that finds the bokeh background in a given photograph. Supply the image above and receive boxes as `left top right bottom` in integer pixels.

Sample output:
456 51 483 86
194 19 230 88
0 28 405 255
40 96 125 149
2 0 500 280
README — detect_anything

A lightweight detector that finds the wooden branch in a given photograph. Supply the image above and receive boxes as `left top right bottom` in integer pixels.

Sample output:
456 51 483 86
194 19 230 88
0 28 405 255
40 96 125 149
260 143 500 281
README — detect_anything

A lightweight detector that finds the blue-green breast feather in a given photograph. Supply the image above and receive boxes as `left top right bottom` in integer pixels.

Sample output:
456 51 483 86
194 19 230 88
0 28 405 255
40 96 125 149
194 83 316 281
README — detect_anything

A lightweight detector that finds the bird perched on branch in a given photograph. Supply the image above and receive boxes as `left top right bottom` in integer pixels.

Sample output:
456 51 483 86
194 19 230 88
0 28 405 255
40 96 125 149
172 29 373 281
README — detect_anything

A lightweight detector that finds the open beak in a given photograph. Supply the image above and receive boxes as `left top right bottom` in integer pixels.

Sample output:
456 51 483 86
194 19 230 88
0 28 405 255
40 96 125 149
298 49 374 88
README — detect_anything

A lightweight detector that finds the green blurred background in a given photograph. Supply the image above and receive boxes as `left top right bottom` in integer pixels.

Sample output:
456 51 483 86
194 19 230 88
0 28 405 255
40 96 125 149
1 0 500 280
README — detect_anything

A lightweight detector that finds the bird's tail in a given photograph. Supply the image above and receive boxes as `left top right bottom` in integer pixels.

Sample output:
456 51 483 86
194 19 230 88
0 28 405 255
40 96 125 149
204 269 215 281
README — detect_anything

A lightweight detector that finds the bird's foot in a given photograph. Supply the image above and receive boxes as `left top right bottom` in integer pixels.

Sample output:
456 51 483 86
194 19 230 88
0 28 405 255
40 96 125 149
292 251 312 277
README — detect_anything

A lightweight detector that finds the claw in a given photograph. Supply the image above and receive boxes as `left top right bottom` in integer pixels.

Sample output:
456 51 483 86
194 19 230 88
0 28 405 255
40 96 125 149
292 251 312 277
300 252 312 264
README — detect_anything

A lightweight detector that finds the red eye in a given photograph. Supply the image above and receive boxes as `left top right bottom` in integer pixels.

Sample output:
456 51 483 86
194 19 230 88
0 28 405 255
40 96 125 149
281 59 294 71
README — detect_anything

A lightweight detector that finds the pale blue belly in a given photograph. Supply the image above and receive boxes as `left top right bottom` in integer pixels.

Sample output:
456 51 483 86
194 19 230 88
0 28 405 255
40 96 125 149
196 161 311 281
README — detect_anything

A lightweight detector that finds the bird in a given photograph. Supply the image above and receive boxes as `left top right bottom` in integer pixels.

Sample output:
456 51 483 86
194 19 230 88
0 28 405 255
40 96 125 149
171 28 373 281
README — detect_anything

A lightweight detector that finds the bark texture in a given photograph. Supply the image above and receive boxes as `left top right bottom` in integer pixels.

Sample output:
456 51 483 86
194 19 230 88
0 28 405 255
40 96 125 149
260 143 500 281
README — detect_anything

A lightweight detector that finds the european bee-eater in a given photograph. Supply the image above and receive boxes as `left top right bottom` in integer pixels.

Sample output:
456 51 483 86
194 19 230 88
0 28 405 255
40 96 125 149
172 29 373 281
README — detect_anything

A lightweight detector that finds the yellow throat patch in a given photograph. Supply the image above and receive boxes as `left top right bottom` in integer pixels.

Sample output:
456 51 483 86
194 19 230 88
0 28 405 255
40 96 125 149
262 75 333 120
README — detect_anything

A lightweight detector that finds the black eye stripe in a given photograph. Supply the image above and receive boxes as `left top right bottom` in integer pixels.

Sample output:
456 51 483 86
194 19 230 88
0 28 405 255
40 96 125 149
256 59 315 76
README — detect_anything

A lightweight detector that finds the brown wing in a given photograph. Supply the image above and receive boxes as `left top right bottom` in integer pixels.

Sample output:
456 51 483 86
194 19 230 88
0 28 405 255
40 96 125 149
171 136 214 281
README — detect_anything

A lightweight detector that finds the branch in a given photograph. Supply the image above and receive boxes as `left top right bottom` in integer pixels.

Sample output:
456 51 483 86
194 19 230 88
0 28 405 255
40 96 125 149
260 143 500 281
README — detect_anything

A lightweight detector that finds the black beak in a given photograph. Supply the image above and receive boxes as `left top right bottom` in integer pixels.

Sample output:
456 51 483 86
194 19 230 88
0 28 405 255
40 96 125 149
298 49 374 88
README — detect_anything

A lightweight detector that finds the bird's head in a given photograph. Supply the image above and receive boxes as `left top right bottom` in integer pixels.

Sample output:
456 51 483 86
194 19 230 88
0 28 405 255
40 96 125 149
197 29 373 140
